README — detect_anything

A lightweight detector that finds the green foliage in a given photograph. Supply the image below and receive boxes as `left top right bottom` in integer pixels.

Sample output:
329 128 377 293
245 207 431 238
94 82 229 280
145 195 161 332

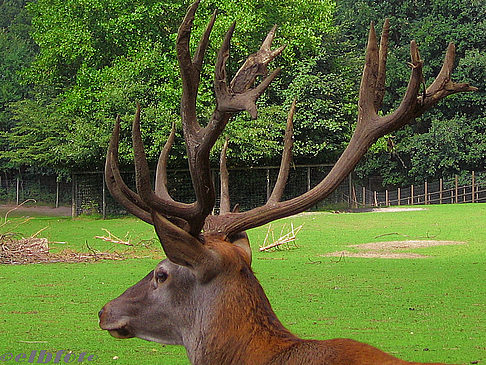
283 49 360 164
3 0 335 172
1 0 484 185
0 0 38 171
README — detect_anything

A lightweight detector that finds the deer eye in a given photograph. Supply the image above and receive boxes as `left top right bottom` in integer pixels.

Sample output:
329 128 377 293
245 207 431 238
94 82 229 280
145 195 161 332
156 270 168 283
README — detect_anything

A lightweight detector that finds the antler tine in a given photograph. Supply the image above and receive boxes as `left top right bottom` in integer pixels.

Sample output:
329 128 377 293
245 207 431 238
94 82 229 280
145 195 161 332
260 24 277 51
374 18 390 112
358 21 380 121
105 116 153 224
177 0 217 136
426 42 455 96
176 0 198 80
214 23 282 119
219 137 231 214
375 40 424 134
131 103 196 222
417 42 478 113
193 10 217 71
155 121 176 200
214 22 236 88
267 99 296 205
231 26 285 93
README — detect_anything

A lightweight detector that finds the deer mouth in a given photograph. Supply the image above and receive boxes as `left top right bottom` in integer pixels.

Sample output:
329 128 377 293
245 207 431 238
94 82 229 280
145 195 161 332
100 322 134 339
107 326 134 339
99 315 134 339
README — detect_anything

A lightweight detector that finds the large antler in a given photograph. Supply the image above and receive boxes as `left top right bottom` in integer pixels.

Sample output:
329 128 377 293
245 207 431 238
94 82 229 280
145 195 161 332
206 20 477 238
106 2 476 263
105 1 284 243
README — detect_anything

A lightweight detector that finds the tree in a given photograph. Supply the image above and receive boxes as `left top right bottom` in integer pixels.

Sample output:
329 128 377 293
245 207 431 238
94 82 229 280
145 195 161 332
0 0 38 172
5 0 337 173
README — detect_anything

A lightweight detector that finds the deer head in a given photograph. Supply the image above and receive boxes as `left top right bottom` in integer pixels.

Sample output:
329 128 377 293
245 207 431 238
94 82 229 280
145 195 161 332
98 2 476 364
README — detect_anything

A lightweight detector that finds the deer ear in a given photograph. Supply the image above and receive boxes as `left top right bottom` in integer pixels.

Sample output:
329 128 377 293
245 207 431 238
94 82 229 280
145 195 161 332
230 231 252 265
152 211 220 278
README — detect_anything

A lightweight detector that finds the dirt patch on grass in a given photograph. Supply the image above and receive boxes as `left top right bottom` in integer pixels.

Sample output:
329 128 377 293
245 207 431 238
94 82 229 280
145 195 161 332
0 204 71 217
349 207 427 213
322 240 467 259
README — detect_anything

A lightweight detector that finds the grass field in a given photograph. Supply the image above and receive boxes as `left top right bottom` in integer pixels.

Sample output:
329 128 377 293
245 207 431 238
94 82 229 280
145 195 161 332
1 204 485 364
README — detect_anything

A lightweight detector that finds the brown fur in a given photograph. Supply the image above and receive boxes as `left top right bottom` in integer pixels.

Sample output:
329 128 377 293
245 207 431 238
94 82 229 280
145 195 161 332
99 237 456 365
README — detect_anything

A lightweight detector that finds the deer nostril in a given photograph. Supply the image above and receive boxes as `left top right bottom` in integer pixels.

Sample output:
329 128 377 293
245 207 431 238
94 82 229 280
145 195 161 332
98 308 104 319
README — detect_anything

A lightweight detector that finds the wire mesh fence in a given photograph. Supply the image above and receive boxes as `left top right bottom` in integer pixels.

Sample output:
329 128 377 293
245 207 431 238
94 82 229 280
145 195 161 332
71 164 350 217
1 168 484 217
0 175 71 207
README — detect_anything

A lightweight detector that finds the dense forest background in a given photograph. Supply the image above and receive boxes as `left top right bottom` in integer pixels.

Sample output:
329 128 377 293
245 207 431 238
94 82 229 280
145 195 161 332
1 0 484 188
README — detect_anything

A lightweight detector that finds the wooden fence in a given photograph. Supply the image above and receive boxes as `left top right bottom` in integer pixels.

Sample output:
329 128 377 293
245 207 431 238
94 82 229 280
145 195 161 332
351 171 486 207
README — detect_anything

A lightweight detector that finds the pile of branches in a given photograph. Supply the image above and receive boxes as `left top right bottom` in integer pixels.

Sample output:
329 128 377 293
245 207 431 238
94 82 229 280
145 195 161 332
0 235 124 265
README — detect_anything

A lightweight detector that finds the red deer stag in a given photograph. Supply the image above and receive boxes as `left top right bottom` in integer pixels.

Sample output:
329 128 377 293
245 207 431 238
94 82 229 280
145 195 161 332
99 1 476 364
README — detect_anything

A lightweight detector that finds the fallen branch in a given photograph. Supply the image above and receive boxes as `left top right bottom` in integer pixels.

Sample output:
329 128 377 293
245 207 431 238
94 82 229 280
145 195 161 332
259 223 303 252
94 229 132 246
2 199 37 225
31 226 48 239
374 232 410 239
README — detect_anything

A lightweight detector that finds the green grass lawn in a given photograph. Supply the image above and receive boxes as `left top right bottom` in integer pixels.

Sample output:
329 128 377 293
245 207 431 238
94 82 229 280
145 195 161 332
1 204 485 364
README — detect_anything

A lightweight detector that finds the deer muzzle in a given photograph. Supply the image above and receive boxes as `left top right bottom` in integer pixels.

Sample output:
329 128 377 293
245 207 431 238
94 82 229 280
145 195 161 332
98 305 134 339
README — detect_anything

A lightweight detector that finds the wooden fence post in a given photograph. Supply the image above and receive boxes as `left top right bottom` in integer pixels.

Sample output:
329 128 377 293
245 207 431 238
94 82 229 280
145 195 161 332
398 187 401 206
411 184 414 205
385 189 389 206
362 186 366 207
472 171 475 203
455 175 458 203
439 178 443 204
424 181 428 205
373 191 378 207
56 179 60 208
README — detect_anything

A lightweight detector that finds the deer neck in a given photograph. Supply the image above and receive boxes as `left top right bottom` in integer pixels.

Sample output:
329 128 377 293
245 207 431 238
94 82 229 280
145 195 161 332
183 265 299 365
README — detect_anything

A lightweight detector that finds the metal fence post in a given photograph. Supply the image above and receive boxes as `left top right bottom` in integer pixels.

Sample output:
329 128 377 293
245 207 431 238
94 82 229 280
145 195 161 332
266 169 270 201
102 172 106 219
16 177 20 205
56 178 60 208
348 174 352 207
307 167 311 192
72 174 76 217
